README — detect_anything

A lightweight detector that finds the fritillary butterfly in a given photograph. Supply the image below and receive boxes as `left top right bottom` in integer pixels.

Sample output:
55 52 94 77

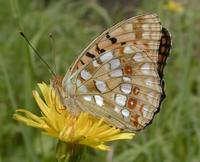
52 13 171 132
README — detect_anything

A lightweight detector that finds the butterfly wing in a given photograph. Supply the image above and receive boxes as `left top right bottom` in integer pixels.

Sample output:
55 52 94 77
60 14 171 132
68 13 162 75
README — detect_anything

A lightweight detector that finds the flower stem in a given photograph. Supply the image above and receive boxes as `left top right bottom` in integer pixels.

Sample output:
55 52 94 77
56 141 83 162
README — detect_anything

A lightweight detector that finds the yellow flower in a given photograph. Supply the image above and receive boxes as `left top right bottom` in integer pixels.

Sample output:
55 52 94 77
13 83 134 151
165 0 184 13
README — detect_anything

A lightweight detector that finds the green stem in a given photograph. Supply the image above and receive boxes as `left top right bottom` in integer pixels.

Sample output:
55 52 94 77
56 141 84 162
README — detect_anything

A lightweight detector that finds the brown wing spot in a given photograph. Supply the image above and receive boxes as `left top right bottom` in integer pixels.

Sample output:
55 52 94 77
106 32 117 44
139 103 145 114
106 32 110 38
123 65 132 75
143 42 148 47
132 23 142 30
131 114 139 126
110 37 117 44
127 98 137 110
120 57 126 64
80 59 85 65
86 52 96 58
136 31 142 39
121 42 126 45
95 44 103 54
119 47 125 56
100 49 106 53
133 87 140 95
161 46 165 53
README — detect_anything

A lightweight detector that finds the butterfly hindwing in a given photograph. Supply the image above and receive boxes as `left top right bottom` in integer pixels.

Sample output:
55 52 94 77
59 13 171 132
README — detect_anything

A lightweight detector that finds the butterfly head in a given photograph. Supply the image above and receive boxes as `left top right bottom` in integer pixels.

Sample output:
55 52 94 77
51 74 81 115
51 75 76 98
51 75 63 88
51 75 65 97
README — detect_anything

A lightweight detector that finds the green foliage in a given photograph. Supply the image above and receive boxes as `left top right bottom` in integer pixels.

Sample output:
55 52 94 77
0 0 200 161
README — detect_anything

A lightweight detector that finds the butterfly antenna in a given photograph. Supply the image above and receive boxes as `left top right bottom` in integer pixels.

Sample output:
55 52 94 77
19 31 56 77
49 33 56 73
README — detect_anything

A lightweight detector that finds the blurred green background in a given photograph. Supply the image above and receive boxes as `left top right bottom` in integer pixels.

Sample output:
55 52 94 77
0 0 200 162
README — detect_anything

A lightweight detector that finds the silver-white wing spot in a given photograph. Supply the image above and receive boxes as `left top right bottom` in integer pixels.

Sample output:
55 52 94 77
94 80 107 93
83 95 92 101
100 51 113 62
121 108 130 118
120 83 132 94
123 76 131 82
109 59 120 69
133 52 144 62
115 94 127 106
124 46 134 54
94 95 104 107
141 63 151 74
81 69 92 80
79 85 88 93
110 69 123 77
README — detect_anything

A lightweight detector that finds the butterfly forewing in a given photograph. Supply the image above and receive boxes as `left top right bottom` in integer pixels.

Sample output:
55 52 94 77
60 13 171 132
69 14 162 74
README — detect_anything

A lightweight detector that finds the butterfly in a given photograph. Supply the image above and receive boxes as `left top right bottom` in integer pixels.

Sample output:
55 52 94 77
52 13 171 132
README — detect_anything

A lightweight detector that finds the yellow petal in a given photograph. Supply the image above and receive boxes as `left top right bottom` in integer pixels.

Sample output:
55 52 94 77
14 82 135 151
32 90 49 116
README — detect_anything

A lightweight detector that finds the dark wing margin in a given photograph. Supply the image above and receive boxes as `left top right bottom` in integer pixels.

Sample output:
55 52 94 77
157 27 172 78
